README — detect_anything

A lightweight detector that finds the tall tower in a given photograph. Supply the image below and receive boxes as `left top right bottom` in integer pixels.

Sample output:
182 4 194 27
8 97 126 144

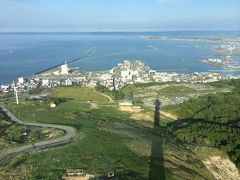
13 81 19 105
112 70 116 92
154 98 161 126
112 77 116 92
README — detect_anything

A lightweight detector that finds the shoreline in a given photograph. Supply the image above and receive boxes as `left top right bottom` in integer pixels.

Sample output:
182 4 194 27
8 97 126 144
201 60 240 72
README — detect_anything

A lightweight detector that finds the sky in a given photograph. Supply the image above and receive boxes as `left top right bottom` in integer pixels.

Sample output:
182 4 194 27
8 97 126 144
0 0 239 32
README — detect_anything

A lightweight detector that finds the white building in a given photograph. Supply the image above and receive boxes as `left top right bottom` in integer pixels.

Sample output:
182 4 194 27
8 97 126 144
121 70 132 82
153 72 176 82
100 74 112 81
61 63 69 75
65 79 73 86
109 69 114 74
0 85 9 93
42 79 49 87
208 58 222 63
18 77 24 84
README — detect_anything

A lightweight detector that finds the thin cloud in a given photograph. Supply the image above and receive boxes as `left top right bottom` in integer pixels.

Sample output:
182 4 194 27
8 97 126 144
157 0 188 4
0 0 32 3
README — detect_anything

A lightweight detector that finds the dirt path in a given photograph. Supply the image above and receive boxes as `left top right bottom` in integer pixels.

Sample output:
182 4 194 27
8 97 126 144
94 90 113 103
119 106 177 121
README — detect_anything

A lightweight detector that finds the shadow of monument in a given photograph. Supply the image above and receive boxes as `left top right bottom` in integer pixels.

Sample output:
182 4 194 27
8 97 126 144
148 99 165 180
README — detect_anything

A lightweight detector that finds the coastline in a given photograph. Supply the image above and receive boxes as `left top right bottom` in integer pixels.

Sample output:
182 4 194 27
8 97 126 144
201 60 240 71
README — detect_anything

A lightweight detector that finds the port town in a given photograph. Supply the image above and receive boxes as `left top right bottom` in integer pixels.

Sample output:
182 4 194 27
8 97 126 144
1 59 239 97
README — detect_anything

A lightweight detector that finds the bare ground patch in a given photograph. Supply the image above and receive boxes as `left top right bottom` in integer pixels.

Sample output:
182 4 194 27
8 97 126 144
194 147 240 180
118 106 152 121
130 113 152 121
160 111 177 120
90 103 98 109
203 156 240 180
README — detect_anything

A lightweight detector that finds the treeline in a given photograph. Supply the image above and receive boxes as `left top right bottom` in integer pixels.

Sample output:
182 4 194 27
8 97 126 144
43 97 67 105
167 79 240 167
167 119 240 167
165 93 240 123
30 96 67 106
164 80 240 123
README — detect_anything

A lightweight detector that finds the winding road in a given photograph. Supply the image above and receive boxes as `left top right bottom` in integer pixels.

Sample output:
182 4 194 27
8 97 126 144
0 104 76 166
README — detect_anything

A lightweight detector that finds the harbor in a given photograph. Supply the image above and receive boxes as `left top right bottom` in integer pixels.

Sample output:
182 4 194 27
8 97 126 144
201 58 240 71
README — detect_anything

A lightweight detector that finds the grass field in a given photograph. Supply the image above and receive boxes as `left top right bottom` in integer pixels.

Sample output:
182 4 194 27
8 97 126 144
0 98 213 179
50 87 109 103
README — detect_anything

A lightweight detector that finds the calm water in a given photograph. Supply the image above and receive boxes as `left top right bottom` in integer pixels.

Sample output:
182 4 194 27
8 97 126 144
0 31 239 84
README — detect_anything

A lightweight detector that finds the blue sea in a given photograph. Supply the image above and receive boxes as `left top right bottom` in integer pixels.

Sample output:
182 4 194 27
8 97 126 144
0 31 239 84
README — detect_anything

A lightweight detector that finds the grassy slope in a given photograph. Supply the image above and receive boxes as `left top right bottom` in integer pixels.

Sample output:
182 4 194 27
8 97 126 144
50 87 109 103
1 99 213 179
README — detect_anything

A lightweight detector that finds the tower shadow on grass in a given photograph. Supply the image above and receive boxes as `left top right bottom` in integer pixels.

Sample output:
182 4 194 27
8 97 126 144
148 99 165 180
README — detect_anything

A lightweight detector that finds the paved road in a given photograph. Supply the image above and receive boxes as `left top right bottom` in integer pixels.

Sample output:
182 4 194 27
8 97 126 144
0 104 76 166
